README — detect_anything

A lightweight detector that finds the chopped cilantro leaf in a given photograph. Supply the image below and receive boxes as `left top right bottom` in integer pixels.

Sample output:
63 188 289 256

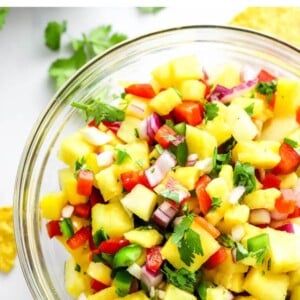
74 157 90 178
74 264 81 272
0 7 9 30
233 161 256 194
212 147 231 173
137 7 165 14
172 214 203 266
44 20 67 51
210 197 222 211
204 102 219 122
159 189 180 203
71 98 125 125
218 234 235 248
235 242 249 261
197 280 214 300
284 138 298 148
244 103 255 116
256 81 277 102
115 148 131 165
163 265 196 293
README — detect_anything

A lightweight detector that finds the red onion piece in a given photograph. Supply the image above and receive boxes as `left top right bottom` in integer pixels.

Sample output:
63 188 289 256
249 208 271 225
186 153 198 166
208 78 258 103
152 201 179 229
140 265 163 291
139 113 162 142
102 121 122 134
276 223 295 234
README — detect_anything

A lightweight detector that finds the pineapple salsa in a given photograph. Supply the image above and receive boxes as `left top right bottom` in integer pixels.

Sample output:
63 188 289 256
40 54 300 300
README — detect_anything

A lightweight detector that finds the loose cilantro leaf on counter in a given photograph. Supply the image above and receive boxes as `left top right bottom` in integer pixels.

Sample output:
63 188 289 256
71 98 125 125
172 214 203 266
163 265 196 293
204 102 219 122
233 161 256 194
0 8 9 30
44 20 67 50
137 7 165 14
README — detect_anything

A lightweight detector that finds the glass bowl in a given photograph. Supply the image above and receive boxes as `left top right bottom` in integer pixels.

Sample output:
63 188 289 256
14 25 300 299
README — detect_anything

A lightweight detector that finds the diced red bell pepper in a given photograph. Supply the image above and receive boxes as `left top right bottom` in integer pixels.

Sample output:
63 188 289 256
120 171 142 192
262 173 282 189
67 227 91 249
77 169 94 196
204 247 227 270
275 194 296 214
125 83 156 99
154 124 177 148
195 175 212 215
257 69 277 82
172 101 204 126
88 119 98 127
90 279 108 292
146 246 163 273
199 78 211 99
46 220 62 238
289 206 300 218
102 121 122 134
99 237 130 255
296 107 300 124
90 187 104 207
272 143 300 175
73 203 91 219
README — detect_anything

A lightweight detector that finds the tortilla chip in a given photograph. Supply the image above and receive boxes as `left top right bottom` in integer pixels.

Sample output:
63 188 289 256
229 7 300 48
0 206 17 272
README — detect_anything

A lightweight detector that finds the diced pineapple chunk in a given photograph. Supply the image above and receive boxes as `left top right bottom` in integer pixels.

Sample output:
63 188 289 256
117 116 141 143
180 79 206 101
87 287 117 300
232 140 281 169
209 62 241 88
243 268 289 300
219 164 234 191
151 61 173 89
125 96 153 119
260 116 299 142
64 257 90 298
274 78 300 117
59 168 89 204
164 284 197 300
173 166 201 190
186 125 217 159
223 204 250 228
150 88 182 115
114 291 150 300
124 228 163 248
40 191 67 220
121 184 157 221
92 202 134 237
206 286 233 300
290 285 300 300
161 221 220 272
86 262 112 285
225 104 258 142
287 127 300 145
95 165 122 201
289 268 300 291
279 172 298 189
58 132 95 167
243 188 280 210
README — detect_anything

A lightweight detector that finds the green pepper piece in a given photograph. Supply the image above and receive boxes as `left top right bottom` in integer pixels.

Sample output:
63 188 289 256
173 122 188 166
173 122 186 135
247 233 269 252
113 244 142 268
197 280 214 300
59 218 74 239
114 270 133 297
93 228 108 247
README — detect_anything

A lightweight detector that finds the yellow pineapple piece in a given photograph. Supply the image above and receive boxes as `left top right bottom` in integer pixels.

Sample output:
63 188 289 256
186 125 217 159
117 116 141 143
87 287 117 300
161 221 220 272
150 88 182 115
223 204 250 228
290 285 300 300
95 165 122 201
232 140 281 169
92 202 134 237
164 284 197 300
124 228 163 248
125 96 153 119
243 188 280 210
219 164 234 191
287 127 300 145
151 61 173 89
274 78 300 117
210 62 241 88
59 168 89 205
173 166 201 190
180 79 206 101
86 262 112 285
243 267 289 300
40 191 68 220
289 268 300 291
58 132 95 167
279 172 298 189
115 291 150 300
206 286 233 300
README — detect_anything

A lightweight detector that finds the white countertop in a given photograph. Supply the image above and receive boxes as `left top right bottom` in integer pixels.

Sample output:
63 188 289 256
0 7 246 299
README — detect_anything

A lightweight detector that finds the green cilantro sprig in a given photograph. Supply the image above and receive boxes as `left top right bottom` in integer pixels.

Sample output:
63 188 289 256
44 20 67 51
71 98 125 125
210 197 222 211
255 81 277 103
0 8 9 30
172 214 203 266
233 161 256 195
115 148 131 165
244 103 255 116
204 102 219 122
212 148 231 174
163 265 196 293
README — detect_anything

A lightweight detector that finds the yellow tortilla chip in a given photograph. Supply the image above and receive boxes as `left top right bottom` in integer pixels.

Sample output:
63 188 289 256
230 7 300 48
0 206 17 272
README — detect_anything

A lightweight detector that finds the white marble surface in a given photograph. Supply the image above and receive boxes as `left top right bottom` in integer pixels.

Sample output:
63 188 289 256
0 7 247 299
